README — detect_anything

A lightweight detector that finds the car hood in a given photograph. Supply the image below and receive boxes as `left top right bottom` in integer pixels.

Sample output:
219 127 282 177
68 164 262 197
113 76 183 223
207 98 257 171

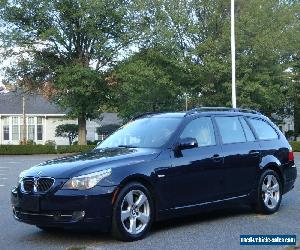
20 147 161 178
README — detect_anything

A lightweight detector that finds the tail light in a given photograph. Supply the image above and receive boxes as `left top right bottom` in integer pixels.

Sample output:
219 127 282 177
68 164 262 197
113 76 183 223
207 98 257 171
288 150 294 161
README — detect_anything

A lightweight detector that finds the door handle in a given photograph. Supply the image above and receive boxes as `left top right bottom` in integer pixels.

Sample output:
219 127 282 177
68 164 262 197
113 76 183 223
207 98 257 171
211 154 222 162
249 150 260 156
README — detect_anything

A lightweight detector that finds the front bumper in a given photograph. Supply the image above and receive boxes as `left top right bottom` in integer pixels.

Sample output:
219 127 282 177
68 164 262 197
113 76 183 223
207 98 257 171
11 185 116 231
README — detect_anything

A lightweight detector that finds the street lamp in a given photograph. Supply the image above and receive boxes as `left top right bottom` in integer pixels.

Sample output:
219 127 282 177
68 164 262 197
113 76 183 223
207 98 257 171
231 0 237 108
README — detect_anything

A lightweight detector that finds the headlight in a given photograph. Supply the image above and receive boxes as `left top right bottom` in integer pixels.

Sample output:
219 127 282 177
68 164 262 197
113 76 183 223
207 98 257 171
62 169 111 190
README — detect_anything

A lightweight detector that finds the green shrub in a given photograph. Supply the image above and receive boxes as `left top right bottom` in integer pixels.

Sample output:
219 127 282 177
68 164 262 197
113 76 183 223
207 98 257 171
0 145 95 155
56 145 95 154
290 141 300 152
0 145 56 155
45 140 56 146
87 140 97 145
26 140 36 145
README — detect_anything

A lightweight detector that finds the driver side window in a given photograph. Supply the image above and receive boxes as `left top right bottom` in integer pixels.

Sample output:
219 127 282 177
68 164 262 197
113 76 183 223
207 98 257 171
180 117 216 147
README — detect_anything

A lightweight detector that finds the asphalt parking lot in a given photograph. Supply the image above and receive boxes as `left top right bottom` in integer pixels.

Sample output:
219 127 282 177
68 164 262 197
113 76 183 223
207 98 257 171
0 154 299 250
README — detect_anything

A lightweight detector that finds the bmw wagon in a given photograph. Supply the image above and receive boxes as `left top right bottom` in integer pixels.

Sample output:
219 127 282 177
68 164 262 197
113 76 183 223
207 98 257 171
11 107 297 241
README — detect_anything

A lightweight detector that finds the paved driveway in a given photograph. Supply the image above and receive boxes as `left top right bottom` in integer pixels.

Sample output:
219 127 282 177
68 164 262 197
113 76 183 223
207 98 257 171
0 154 299 250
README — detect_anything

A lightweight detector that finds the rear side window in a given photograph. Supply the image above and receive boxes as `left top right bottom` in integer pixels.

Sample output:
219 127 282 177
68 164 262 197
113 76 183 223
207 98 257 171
240 117 255 142
215 116 246 144
248 118 278 140
180 117 216 147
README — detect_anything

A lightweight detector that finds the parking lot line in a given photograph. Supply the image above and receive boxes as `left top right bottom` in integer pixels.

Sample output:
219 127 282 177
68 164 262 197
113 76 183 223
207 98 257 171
0 185 5 187
0 177 8 180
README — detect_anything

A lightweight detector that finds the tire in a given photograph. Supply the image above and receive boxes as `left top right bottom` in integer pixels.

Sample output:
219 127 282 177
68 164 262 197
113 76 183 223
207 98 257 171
254 169 282 214
111 182 154 241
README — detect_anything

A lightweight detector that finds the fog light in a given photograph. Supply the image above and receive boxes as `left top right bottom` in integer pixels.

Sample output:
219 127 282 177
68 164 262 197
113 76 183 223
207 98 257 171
72 211 85 221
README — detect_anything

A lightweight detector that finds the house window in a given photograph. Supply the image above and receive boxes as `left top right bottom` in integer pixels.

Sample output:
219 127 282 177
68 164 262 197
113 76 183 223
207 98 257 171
37 117 43 141
3 117 9 141
12 117 19 141
28 117 35 141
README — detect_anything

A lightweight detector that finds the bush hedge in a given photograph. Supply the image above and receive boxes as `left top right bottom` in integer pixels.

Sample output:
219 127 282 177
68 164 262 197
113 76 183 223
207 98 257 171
289 141 300 152
56 145 95 154
0 145 95 155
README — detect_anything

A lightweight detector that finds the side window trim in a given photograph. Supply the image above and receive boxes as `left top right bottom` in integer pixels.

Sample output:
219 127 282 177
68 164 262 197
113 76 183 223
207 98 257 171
239 116 257 142
243 116 259 140
211 116 222 146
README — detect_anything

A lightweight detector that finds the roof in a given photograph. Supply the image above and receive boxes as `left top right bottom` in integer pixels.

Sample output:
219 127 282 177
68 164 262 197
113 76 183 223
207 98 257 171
0 90 64 115
94 113 123 126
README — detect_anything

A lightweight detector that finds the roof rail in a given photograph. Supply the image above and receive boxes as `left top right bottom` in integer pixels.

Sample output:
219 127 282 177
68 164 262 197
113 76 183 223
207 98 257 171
185 107 261 116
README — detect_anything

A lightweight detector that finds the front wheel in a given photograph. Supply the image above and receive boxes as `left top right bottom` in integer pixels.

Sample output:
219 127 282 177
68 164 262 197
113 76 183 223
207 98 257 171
111 182 154 241
254 169 282 214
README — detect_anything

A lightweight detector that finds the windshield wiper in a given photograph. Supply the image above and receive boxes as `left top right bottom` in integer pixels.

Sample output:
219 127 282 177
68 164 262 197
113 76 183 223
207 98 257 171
117 145 138 148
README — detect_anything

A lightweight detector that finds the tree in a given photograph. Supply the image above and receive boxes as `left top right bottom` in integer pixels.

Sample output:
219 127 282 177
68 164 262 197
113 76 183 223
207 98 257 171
96 124 121 136
55 124 78 145
289 1 300 134
1 0 299 127
110 48 192 120
0 0 138 144
135 0 299 118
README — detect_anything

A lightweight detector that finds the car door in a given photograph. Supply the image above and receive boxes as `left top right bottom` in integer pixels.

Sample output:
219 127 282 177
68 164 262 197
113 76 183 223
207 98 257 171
214 115 261 197
161 116 226 208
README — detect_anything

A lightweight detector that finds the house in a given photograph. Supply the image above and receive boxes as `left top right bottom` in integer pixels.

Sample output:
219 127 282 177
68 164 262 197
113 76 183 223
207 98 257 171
0 90 121 145
278 116 294 134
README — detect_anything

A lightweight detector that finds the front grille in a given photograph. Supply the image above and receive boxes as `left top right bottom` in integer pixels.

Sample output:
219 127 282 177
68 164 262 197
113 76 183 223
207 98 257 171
21 177 54 193
37 178 54 192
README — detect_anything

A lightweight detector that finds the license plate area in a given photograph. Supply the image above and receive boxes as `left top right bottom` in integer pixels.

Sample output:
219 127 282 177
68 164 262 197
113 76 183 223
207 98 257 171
20 194 40 212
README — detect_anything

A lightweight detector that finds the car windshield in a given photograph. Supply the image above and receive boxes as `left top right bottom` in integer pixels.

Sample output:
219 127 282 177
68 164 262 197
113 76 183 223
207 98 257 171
97 117 182 149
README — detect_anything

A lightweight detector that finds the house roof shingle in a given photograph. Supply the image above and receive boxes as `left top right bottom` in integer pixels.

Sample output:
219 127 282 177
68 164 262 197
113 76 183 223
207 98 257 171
0 90 64 115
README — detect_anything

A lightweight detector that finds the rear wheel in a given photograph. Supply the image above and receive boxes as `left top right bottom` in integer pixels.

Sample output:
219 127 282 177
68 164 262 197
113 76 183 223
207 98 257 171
111 182 154 241
254 169 282 214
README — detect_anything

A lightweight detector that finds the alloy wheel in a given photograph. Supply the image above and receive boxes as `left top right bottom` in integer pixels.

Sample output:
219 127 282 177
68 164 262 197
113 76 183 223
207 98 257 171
120 190 150 235
261 174 280 209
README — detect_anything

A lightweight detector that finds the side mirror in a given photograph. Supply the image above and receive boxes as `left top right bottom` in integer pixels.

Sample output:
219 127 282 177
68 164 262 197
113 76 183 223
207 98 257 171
176 137 198 150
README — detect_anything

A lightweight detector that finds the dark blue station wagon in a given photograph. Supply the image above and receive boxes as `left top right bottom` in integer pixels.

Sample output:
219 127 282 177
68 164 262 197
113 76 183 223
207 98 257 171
11 107 297 241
